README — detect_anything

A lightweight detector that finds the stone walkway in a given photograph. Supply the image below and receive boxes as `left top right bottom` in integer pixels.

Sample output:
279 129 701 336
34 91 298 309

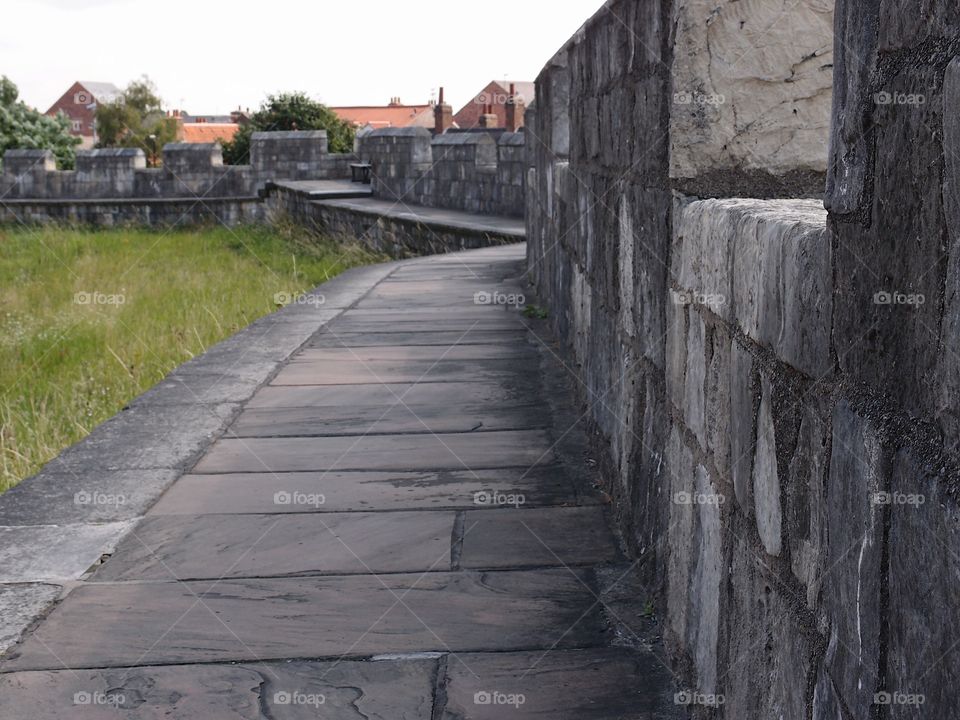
0 245 679 718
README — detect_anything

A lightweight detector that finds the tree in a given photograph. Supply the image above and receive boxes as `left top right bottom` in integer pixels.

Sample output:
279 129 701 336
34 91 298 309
0 76 81 169
95 76 179 167
221 92 355 165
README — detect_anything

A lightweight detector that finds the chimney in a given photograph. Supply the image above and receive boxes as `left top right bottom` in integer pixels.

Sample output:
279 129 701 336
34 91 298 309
505 83 525 132
434 86 453 135
479 102 499 129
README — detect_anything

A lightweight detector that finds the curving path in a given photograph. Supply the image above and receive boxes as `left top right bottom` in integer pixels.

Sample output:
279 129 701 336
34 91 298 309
0 244 680 718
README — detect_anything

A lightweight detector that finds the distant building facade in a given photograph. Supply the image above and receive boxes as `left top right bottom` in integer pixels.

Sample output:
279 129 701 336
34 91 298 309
44 81 122 149
453 81 534 131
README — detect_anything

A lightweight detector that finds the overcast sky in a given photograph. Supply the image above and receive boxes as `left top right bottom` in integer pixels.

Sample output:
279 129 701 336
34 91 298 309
3 0 601 114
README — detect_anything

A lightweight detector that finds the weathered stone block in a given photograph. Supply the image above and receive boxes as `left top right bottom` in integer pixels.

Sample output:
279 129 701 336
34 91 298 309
729 338 757 514
683 310 707 450
670 0 834 185
816 400 888 719
752 373 783 557
722 531 813 720
886 446 960 717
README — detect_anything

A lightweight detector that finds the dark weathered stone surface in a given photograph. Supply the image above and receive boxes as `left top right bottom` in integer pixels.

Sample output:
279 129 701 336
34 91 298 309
245 381 528 409
229 402 549 437
148 468 584 515
193 431 556 474
270 358 531 386
441 649 682 719
308 330 523 347
93 512 455 581
460 507 619 569
885 446 960 717
294 344 533 363
0 658 437 719
816 401 887 719
5 570 606 670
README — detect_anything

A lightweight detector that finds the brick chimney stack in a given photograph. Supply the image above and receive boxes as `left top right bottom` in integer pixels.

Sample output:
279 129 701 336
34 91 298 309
505 83 525 132
434 86 453 135
479 103 499 129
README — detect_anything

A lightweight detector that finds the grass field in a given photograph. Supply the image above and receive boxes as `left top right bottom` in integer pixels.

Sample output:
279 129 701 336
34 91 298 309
0 224 382 492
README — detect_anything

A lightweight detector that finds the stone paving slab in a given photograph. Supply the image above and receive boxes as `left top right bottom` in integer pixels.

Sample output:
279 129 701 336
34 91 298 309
270 358 532 386
323 319 527 335
0 523 135 583
293 343 533 362
0 584 61 656
92 511 455 581
192 431 557 474
308 330 524 347
442 649 682 719
228 402 549 437
4 570 606 670
0 658 436 719
147 468 583 515
245 382 531 410
0 469 180 525
43 403 240 473
460 506 620 570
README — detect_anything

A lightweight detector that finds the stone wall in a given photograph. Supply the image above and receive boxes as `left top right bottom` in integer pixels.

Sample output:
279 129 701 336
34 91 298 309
0 197 264 227
265 183 523 259
526 0 960 717
0 131 355 201
359 128 526 218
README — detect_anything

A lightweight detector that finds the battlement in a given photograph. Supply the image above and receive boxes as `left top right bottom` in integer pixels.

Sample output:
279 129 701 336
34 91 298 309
359 128 526 218
0 131 357 201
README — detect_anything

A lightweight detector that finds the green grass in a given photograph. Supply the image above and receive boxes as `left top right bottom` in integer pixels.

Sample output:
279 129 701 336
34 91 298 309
0 223 383 491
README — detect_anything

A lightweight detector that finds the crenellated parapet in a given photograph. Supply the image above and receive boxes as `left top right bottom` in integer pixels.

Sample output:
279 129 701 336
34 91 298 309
358 128 526 218
0 131 357 201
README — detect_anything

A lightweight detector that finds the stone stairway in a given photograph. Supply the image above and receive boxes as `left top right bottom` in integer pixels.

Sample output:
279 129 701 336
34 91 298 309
0 245 680 718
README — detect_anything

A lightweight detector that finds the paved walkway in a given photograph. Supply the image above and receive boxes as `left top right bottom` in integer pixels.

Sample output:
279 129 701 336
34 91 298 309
0 245 679 718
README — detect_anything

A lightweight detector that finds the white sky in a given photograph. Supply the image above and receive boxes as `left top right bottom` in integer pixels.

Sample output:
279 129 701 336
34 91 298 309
3 0 601 114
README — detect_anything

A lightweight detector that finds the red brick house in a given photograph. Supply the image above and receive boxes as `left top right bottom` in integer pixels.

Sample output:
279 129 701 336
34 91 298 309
45 81 122 149
453 81 534 130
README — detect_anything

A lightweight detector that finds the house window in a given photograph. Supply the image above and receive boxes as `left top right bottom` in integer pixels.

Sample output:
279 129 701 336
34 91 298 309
72 120 83 132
